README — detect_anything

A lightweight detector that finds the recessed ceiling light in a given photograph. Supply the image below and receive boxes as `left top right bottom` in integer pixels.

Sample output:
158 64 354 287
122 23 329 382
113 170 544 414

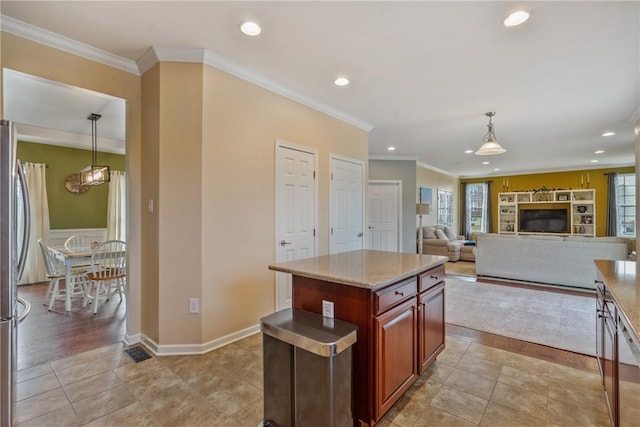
590 159 599 163
387 146 396 151
602 131 616 137
482 161 490 165
493 168 500 171
334 77 349 86
503 10 531 27
595 150 605 154
239 21 261 36
464 149 474 154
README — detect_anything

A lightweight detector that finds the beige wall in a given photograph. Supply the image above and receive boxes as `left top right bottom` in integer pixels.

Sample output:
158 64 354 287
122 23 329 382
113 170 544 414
1 32 143 339
416 165 459 232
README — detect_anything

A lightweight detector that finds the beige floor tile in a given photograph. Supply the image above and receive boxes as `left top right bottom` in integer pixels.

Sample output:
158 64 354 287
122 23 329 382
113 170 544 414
51 350 103 372
71 383 137 424
548 380 609 415
445 336 473 353
124 367 183 402
465 343 511 364
139 382 223 426
436 347 465 367
430 385 489 424
445 368 497 400
421 360 454 383
498 365 549 395
63 370 123 403
83 402 161 427
480 401 545 427
55 359 111 386
207 380 263 419
113 357 164 382
205 342 250 365
16 372 61 401
412 405 477 427
218 399 264 427
406 377 442 402
457 354 503 380
186 363 242 399
547 398 612 427
490 381 547 419
234 332 263 353
16 362 54 383
548 363 602 391
15 405 81 427
381 394 425 427
14 388 70 425
502 352 551 376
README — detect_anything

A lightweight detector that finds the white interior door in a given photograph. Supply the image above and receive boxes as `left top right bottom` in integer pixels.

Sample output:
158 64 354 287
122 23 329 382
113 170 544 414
368 181 401 251
275 141 317 310
330 156 364 254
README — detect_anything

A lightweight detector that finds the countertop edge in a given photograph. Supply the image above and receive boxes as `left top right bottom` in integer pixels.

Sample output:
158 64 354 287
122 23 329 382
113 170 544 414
269 257 446 290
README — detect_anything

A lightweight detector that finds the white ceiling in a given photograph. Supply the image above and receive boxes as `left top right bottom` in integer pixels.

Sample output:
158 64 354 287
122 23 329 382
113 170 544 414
1 1 638 177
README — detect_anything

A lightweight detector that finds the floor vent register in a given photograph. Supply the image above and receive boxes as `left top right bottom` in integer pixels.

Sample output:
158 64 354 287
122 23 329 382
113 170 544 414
123 346 152 363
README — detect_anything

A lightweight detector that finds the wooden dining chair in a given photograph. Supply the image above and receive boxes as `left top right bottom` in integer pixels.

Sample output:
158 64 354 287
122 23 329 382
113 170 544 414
37 239 88 311
83 240 126 315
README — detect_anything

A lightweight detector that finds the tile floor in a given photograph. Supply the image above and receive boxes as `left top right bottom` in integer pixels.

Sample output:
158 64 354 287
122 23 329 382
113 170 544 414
15 332 610 427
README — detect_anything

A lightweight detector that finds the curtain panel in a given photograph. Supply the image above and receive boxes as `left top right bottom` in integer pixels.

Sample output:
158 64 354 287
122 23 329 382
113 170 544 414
20 162 50 284
106 171 126 242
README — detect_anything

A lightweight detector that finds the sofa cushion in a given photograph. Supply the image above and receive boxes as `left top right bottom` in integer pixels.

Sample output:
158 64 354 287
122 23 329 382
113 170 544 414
423 226 437 239
524 235 564 241
443 226 457 241
435 229 448 240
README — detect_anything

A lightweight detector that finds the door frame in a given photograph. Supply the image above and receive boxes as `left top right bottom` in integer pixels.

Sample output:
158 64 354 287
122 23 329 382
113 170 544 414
274 140 318 310
368 180 403 251
329 154 365 252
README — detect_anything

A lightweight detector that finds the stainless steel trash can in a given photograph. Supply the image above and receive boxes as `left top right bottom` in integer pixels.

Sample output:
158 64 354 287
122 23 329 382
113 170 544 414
260 308 358 427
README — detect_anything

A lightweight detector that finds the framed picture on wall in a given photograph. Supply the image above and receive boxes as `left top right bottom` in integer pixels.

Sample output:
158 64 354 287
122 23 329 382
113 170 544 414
420 187 432 204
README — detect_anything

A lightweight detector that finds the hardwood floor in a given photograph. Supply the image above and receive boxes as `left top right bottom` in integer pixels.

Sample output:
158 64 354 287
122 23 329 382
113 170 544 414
17 281 126 370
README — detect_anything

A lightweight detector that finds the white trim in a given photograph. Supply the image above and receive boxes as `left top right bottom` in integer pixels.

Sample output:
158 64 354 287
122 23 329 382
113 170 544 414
630 106 640 125
123 333 141 346
367 180 403 251
0 15 139 75
329 154 366 253
369 155 418 161
48 228 107 247
416 161 459 178
140 324 261 356
136 47 159 76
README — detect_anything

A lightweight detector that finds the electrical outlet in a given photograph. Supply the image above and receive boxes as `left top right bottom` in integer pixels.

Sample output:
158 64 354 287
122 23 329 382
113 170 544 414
148 199 154 213
322 300 334 318
189 298 199 314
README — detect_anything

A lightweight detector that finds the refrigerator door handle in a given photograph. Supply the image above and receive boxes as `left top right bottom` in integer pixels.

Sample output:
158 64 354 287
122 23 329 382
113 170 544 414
15 160 30 282
16 297 30 323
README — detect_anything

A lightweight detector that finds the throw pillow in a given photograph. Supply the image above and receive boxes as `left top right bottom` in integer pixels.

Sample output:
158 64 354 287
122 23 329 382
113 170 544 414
435 229 448 240
443 226 457 241
423 226 437 239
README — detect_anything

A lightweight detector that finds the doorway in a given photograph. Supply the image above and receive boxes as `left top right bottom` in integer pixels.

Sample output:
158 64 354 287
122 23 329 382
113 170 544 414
3 68 128 369
274 141 317 310
368 181 402 252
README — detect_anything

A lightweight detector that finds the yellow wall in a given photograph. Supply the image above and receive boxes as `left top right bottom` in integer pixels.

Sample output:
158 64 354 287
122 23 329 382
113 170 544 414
1 32 143 338
461 167 635 236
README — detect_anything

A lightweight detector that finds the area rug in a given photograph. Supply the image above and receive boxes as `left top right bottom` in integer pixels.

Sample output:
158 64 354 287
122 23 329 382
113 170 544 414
445 278 595 356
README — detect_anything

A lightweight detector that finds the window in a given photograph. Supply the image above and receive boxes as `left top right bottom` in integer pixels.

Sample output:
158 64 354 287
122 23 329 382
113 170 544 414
437 189 453 228
616 173 635 237
466 183 488 233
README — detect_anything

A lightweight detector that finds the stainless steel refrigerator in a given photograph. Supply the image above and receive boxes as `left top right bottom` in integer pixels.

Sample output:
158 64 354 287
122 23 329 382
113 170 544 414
0 120 30 427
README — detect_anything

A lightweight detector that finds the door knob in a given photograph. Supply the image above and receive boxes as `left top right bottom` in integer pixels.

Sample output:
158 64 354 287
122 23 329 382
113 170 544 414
357 232 363 237
280 240 292 246
368 226 374 229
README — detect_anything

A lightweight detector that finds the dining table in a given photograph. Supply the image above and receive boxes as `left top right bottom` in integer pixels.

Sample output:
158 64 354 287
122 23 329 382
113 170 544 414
49 246 93 311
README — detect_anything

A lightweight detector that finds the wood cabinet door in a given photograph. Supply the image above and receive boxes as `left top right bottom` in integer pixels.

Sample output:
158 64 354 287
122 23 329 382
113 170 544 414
418 282 445 373
374 298 418 420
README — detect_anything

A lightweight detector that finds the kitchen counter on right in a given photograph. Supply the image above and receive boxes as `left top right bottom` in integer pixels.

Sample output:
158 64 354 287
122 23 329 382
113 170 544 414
595 259 640 343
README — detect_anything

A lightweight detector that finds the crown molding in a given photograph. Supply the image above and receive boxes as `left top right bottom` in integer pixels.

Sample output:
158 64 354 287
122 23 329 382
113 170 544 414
1 15 372 132
0 15 139 75
416 161 458 177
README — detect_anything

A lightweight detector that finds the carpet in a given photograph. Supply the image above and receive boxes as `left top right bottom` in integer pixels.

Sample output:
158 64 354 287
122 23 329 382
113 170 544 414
445 278 595 356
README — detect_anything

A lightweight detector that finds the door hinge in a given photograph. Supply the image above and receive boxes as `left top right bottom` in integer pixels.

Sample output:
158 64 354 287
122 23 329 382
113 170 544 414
331 172 333 180
331 227 334 235
313 229 316 237
313 170 316 179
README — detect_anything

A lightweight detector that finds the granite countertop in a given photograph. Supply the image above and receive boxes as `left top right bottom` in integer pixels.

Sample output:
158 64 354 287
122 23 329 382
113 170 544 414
269 250 448 290
595 259 640 343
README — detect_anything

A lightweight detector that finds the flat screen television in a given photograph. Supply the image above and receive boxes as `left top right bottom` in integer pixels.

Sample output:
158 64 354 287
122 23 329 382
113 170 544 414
519 208 568 233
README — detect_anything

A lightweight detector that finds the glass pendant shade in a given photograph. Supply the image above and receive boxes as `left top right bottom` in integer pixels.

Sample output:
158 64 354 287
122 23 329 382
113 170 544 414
475 112 506 155
80 113 110 186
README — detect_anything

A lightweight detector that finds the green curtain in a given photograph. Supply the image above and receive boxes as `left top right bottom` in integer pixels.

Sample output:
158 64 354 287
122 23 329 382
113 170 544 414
485 181 494 233
460 182 469 239
606 172 617 236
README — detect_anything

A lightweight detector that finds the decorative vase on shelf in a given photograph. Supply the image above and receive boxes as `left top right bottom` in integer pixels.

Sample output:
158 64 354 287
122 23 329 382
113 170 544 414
579 225 586 234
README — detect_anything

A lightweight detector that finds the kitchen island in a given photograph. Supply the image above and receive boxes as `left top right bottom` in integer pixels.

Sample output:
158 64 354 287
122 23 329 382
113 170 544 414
269 250 448 426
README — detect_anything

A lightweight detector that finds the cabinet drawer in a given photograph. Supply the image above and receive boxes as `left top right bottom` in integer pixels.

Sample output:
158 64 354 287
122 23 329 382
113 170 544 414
419 264 446 293
375 278 417 315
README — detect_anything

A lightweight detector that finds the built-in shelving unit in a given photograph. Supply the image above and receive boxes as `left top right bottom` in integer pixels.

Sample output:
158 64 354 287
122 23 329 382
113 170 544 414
498 189 595 237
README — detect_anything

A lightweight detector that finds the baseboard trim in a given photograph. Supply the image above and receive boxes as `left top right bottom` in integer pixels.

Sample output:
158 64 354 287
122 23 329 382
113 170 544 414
140 324 261 356
123 333 141 346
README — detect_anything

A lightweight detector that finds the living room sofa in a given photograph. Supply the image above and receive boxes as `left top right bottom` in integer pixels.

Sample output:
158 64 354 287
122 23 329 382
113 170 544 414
418 225 476 262
475 233 633 290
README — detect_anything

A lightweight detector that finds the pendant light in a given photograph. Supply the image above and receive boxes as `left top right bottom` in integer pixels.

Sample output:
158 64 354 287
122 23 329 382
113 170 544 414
475 112 506 155
80 113 110 186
